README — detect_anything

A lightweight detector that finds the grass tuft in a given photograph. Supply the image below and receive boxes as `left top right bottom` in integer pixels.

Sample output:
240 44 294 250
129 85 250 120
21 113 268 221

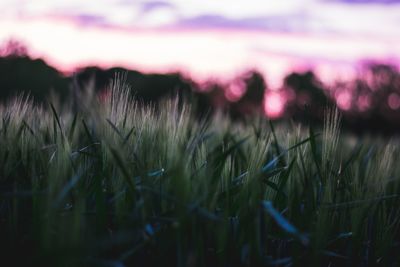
0 79 400 266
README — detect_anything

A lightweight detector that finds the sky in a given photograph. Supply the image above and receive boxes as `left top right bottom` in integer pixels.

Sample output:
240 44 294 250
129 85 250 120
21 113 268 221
0 0 400 89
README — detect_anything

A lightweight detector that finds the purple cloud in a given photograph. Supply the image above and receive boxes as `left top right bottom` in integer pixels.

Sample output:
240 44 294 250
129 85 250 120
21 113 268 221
325 0 400 4
140 1 176 13
174 13 309 32
73 14 108 26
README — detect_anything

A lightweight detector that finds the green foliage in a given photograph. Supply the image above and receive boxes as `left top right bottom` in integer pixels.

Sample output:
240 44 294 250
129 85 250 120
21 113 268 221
0 82 400 266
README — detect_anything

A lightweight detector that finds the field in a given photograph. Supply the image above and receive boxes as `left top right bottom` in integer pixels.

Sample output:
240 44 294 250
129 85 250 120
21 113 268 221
1 79 400 266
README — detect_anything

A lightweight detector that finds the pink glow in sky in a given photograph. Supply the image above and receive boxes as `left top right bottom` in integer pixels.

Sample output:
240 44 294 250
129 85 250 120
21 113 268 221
1 17 398 87
1 0 400 114
336 90 353 110
265 92 285 118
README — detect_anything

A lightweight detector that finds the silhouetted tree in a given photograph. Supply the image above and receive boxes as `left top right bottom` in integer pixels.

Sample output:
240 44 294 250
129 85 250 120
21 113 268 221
230 70 266 118
239 71 265 105
331 63 400 134
0 56 69 102
0 39 28 58
283 71 332 123
75 66 195 109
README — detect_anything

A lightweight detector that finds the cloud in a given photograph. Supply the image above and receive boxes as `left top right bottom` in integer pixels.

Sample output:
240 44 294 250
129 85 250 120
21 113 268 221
1 0 400 39
324 0 400 4
174 13 310 32
72 14 108 26
140 1 176 13
166 0 303 18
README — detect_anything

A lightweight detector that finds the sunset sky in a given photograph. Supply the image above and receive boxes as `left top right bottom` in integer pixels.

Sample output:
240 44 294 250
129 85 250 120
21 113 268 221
1 0 400 89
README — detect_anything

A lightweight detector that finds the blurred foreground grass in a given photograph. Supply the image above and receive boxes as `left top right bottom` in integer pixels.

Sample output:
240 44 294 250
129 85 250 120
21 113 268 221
1 79 400 267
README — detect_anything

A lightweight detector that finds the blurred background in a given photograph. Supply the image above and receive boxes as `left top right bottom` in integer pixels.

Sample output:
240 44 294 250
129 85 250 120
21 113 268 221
1 0 400 133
